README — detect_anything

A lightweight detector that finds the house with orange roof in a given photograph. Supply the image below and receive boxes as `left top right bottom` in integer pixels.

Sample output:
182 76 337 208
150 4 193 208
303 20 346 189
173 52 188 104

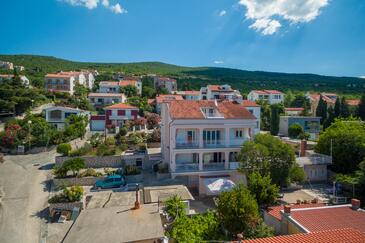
0 74 29 86
98 78 142 95
90 103 139 131
44 70 95 94
155 94 184 113
307 92 338 115
88 93 126 107
153 76 177 93
160 100 260 194
248 90 284 104
175 90 201 100
200 84 243 102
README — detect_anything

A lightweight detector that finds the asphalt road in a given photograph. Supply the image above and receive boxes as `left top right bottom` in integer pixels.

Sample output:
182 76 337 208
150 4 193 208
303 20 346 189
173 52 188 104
0 150 56 243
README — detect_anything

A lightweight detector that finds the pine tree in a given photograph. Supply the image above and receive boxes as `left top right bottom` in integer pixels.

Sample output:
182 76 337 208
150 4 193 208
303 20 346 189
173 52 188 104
358 95 365 120
316 95 327 124
340 97 350 118
334 97 341 118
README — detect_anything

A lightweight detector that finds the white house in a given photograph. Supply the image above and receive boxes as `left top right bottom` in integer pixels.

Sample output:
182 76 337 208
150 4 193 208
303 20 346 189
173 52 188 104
98 79 142 95
45 71 94 94
175 90 201 100
161 100 260 194
44 106 89 130
0 74 30 86
200 84 242 102
248 90 284 104
0 61 14 70
155 94 184 113
88 93 126 107
153 77 177 93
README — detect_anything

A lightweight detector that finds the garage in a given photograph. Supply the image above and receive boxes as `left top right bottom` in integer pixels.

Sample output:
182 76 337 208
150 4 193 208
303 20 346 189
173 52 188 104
90 115 106 131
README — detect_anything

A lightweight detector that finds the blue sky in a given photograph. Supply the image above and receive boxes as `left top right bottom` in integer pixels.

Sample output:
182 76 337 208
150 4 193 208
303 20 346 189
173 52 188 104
1 0 365 77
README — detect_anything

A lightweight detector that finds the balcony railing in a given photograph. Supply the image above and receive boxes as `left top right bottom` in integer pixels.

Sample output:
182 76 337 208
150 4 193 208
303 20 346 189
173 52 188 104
229 138 248 147
175 163 199 172
175 140 199 149
203 163 225 171
203 140 225 148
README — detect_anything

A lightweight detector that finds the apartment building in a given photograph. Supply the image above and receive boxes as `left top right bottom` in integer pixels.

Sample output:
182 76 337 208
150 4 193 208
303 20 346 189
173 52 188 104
44 106 90 130
153 77 177 93
175 90 201 100
248 90 284 104
45 71 95 94
200 84 242 102
88 93 126 107
161 100 260 193
0 74 30 86
155 94 183 113
98 79 142 95
0 61 14 70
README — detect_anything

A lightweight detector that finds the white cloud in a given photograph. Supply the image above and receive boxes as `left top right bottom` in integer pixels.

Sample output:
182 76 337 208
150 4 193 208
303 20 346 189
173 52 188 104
239 0 329 35
110 3 127 14
360 76 365 79
62 0 127 14
214 60 224 64
219 10 227 17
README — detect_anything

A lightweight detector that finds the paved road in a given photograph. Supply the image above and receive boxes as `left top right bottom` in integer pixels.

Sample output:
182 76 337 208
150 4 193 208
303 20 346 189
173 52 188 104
0 150 56 243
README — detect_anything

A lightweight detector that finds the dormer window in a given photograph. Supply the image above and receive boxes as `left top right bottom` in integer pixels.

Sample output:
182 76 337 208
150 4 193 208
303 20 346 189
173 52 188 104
201 107 223 118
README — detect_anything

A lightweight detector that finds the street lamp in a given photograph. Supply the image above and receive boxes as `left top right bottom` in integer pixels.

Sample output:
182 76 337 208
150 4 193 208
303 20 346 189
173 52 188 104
28 120 32 150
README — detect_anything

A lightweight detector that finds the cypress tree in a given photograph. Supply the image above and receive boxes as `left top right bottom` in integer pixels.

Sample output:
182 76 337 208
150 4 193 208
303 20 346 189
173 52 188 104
270 104 281 136
316 95 327 124
340 97 350 118
357 95 365 120
324 106 335 129
334 97 341 118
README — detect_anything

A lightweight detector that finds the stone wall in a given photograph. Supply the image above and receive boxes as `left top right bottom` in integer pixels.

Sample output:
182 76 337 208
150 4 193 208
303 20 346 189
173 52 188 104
49 201 84 214
55 155 123 168
53 176 106 187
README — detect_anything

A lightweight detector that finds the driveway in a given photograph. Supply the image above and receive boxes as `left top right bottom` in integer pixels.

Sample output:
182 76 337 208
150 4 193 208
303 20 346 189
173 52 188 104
0 150 56 243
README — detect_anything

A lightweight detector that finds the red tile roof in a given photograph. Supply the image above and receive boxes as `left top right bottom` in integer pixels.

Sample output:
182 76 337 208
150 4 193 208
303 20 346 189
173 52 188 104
157 77 176 82
168 100 256 119
290 205 365 233
104 103 138 110
99 81 119 86
208 85 233 92
241 228 365 243
252 90 283 95
241 100 260 107
156 94 184 104
88 93 125 98
346 99 360 106
177 90 200 95
266 203 324 220
285 107 304 111
119 80 138 86
45 73 73 79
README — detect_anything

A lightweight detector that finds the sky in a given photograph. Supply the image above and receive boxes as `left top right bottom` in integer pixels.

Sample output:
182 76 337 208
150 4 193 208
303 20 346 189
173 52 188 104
1 0 365 77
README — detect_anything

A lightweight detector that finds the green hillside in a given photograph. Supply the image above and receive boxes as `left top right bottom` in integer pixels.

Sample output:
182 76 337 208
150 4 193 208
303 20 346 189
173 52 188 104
1 54 364 95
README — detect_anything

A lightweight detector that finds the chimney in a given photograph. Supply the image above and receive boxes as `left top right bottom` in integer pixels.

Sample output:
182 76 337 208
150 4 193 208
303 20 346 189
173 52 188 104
284 205 291 214
351 199 361 210
300 140 307 157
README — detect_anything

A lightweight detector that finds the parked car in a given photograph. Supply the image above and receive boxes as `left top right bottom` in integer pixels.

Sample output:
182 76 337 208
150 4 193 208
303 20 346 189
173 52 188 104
95 175 126 190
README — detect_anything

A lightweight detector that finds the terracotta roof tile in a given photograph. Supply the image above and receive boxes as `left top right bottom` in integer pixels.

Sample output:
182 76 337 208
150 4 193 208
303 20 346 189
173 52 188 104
241 228 365 243
156 94 184 104
266 203 324 221
99 81 119 86
119 80 139 86
251 90 283 95
104 103 138 110
346 99 360 106
88 93 125 98
241 100 260 107
168 100 256 119
290 205 365 233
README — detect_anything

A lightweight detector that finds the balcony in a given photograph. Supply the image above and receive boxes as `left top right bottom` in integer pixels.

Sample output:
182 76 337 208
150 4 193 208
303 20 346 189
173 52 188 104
175 140 199 149
229 138 248 147
203 140 225 148
175 163 199 172
203 163 224 171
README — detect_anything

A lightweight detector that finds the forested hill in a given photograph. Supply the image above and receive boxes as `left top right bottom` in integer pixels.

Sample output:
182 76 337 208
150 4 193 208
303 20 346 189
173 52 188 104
1 54 364 94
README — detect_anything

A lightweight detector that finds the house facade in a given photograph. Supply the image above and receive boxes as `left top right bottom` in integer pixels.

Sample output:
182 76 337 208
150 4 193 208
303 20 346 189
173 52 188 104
175 90 201 100
88 93 126 107
44 106 89 130
119 79 142 95
90 103 139 131
98 79 142 95
155 94 184 113
153 77 177 93
0 74 30 86
279 116 321 140
161 100 260 193
248 90 284 104
45 71 94 94
200 84 242 102
285 107 304 116
307 92 337 116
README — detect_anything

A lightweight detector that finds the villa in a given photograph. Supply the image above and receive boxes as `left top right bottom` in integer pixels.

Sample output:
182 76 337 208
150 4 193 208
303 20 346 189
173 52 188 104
44 106 90 130
160 99 260 194
248 90 285 104
200 84 242 102
153 77 177 93
88 93 126 107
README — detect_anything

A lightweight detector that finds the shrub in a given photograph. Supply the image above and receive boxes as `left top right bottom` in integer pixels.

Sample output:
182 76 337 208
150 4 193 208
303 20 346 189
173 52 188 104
53 165 68 178
63 186 84 202
119 143 128 152
119 127 128 136
124 165 140 175
79 168 103 177
158 163 169 173
147 128 161 143
96 144 116 156
104 168 117 176
165 195 186 219
89 133 103 148
57 143 72 156
62 157 86 176
69 143 92 157
137 143 147 151
105 136 116 146
288 123 304 139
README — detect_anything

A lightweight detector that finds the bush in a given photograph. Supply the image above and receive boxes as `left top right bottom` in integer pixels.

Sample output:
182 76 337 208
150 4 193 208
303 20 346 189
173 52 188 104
56 143 72 156
89 133 103 148
137 143 147 151
288 123 304 139
105 137 116 146
62 157 86 176
147 128 161 143
158 163 169 173
119 143 128 152
124 165 141 175
48 185 84 203
79 168 103 178
96 144 116 156
104 168 117 176
69 143 92 157
165 195 186 219
119 127 128 136
53 165 68 178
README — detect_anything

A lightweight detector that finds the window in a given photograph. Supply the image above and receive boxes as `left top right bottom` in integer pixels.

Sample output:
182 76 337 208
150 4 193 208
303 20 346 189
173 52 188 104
235 130 243 138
